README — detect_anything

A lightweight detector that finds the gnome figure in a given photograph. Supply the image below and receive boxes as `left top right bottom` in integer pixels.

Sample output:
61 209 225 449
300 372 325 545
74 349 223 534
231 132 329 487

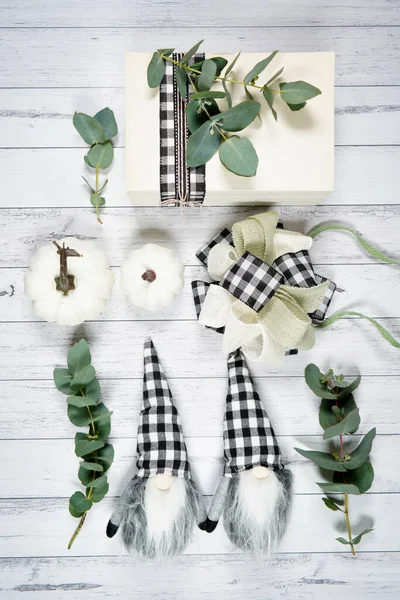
199 349 292 556
107 339 206 559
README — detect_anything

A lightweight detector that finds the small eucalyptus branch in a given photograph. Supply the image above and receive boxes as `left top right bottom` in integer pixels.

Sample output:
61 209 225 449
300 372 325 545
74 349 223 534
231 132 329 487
295 364 376 555
53 339 114 549
73 107 118 223
147 41 322 177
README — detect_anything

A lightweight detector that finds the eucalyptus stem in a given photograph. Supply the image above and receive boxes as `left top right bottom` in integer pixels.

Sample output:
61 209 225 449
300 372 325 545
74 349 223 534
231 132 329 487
161 52 279 94
68 513 87 550
344 493 356 555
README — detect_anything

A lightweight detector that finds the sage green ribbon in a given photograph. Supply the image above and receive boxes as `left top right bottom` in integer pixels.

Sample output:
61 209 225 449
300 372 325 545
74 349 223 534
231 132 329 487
308 223 399 347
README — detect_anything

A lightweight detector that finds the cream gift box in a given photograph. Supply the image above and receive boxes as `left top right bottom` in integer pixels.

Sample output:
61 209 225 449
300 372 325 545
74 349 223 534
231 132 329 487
125 52 335 205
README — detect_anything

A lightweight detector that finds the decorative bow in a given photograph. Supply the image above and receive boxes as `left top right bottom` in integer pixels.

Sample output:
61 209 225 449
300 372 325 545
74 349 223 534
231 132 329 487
192 211 336 364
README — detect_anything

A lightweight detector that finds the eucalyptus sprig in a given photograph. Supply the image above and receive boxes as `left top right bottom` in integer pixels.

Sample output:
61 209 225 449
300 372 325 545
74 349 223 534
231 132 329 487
147 41 321 177
53 339 114 549
295 364 375 555
73 108 118 223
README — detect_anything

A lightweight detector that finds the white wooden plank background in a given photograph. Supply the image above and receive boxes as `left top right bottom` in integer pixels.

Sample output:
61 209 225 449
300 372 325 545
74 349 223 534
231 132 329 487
0 0 399 598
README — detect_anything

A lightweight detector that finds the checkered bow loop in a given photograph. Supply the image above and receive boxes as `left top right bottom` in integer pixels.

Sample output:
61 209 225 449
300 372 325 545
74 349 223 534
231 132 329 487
136 340 191 479
223 349 284 475
194 228 336 324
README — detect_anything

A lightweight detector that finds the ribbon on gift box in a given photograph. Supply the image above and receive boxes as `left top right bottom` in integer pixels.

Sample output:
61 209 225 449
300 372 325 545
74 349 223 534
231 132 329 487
159 53 206 207
191 211 337 364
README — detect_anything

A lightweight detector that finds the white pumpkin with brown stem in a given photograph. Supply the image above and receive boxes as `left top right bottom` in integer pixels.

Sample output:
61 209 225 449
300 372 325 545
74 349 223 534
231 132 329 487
121 244 184 311
24 237 115 326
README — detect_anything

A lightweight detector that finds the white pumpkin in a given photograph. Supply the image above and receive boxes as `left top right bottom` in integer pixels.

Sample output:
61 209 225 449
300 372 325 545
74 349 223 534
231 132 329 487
24 237 115 326
121 244 184 311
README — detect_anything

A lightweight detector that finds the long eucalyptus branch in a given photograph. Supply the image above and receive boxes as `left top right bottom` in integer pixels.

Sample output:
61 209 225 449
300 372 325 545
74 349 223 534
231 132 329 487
160 52 279 93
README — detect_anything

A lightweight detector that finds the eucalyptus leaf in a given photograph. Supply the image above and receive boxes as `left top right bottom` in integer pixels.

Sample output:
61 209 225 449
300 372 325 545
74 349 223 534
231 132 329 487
191 57 227 76
157 48 174 56
337 375 361 400
73 112 105 145
96 444 114 471
97 178 108 194
218 136 258 177
90 193 106 207
334 460 374 493
319 394 357 431
190 90 226 100
336 537 351 545
70 365 96 390
323 408 361 440
90 402 112 425
81 176 95 192
67 395 97 408
181 40 204 64
322 497 342 512
53 368 73 395
67 404 91 427
280 81 321 105
186 99 220 133
80 461 104 472
316 482 361 495
265 66 284 87
87 141 114 170
197 59 217 92
304 364 337 399
94 107 118 139
352 528 374 545
222 80 232 109
244 51 278 85
287 101 307 111
75 432 105 457
294 447 347 472
176 65 188 99
187 121 222 167
83 155 91 167
225 51 241 77
262 86 277 121
147 51 167 88
78 465 93 486
67 339 91 376
216 100 261 132
69 491 92 515
90 480 110 503
69 503 85 519
344 428 376 470
87 474 108 489
83 377 101 404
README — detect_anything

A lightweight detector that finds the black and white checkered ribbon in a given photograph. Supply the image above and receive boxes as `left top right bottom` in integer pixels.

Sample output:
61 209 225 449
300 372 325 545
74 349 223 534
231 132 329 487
136 340 191 479
194 228 336 324
159 53 206 206
224 349 283 475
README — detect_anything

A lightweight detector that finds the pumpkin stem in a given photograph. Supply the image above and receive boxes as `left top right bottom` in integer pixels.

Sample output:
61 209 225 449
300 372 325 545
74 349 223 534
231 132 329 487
141 269 157 283
53 241 81 295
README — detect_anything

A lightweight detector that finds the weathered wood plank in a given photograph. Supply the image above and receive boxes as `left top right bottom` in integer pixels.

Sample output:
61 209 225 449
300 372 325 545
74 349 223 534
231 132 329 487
0 493 394 556
0 206 399 266
0 435 393 498
1 0 398 27
0 375 396 439
1 87 399 148
0 318 399 379
2 147 399 208
1 553 399 600
3 264 399 322
0 28 399 87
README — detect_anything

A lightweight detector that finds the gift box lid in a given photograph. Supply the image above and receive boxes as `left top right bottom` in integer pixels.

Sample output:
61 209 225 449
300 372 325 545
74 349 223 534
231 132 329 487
126 51 335 206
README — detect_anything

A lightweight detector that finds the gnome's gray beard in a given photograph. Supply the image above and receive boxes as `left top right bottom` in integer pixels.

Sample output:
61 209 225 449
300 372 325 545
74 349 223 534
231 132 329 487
223 468 292 557
119 476 201 560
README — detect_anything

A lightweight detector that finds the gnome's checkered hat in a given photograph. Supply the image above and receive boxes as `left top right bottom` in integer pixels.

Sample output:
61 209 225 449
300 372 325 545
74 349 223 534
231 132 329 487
223 350 284 476
136 340 191 479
